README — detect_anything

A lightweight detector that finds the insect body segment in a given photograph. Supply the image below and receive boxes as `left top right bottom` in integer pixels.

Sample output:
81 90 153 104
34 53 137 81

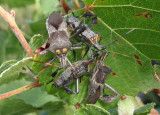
87 65 112 104
46 12 72 67
52 58 93 94
36 11 81 67
67 13 103 56
87 52 120 104
89 34 98 43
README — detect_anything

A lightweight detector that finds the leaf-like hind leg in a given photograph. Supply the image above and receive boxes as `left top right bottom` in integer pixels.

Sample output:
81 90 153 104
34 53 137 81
82 11 97 29
100 83 120 103
64 87 77 94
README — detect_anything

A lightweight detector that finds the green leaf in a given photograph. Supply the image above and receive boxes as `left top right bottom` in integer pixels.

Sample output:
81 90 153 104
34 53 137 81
117 96 135 115
31 0 160 107
75 104 110 115
47 76 89 105
0 98 37 115
153 65 160 82
0 57 32 85
107 108 118 115
37 65 58 84
0 78 75 114
29 34 46 53
0 60 17 74
16 87 60 107
117 96 155 115
0 78 32 94
134 103 155 115
31 52 56 72
80 0 160 97
0 78 61 107
29 34 57 72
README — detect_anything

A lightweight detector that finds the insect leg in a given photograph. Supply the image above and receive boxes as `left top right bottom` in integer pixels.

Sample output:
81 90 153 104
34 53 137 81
82 12 97 29
70 46 82 50
75 78 79 94
73 70 79 94
100 83 120 103
71 42 82 51
82 46 89 59
51 67 62 78
69 22 86 39
102 28 135 49
64 87 77 94
36 49 50 56
71 11 78 18
46 67 62 84
72 42 83 47
89 17 97 29
64 67 80 94
73 50 77 62
90 48 95 59
104 83 120 97
71 42 83 62
71 42 82 60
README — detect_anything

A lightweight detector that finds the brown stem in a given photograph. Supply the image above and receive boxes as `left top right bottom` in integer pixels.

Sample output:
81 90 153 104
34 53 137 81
0 81 42 100
59 0 71 14
0 6 34 57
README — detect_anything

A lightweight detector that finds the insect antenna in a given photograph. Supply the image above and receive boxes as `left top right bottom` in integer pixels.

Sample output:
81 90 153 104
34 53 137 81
101 28 144 64
29 59 61 68
103 28 135 49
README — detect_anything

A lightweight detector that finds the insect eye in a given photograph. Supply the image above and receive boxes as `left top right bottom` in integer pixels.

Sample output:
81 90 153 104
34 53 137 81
62 48 67 54
55 50 61 55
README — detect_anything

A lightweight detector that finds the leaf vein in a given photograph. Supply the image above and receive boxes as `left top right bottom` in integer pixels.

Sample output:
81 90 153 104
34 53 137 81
97 17 150 60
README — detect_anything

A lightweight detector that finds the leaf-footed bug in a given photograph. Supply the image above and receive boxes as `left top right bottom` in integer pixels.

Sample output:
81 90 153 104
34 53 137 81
67 11 101 58
50 50 97 94
36 11 81 67
87 51 120 104
66 11 135 58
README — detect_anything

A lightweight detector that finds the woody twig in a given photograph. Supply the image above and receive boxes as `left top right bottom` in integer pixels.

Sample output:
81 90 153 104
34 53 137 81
0 6 34 57
0 81 41 100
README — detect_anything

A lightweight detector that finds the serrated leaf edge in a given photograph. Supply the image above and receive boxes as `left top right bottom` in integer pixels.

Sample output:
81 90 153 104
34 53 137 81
0 57 33 78
74 104 110 114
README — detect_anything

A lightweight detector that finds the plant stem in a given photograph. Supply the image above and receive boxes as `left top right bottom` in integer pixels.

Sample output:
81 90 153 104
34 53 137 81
0 6 34 57
59 0 71 14
0 81 41 100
